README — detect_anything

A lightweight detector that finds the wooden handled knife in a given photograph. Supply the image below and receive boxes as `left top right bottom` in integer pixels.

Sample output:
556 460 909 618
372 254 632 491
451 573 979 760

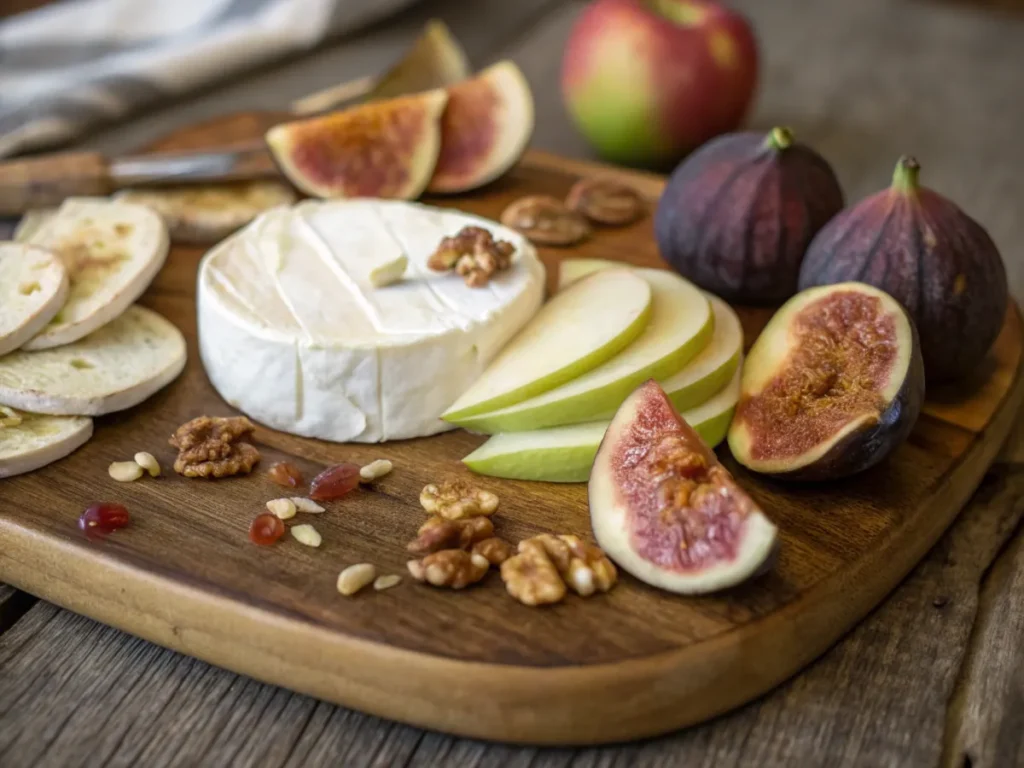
0 142 279 216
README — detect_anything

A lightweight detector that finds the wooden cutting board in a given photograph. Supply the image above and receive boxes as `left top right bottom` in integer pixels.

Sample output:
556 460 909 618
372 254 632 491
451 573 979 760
0 114 1022 746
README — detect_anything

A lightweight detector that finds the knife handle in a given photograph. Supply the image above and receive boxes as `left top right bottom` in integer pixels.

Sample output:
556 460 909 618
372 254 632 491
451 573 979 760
0 151 112 216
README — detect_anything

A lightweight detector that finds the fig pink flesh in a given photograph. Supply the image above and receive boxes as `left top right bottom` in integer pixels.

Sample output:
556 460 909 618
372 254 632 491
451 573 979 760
433 77 499 184
736 290 899 462
285 106 428 196
611 381 758 572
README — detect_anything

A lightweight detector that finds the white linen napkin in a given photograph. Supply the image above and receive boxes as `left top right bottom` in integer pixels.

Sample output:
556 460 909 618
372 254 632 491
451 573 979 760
0 0 422 158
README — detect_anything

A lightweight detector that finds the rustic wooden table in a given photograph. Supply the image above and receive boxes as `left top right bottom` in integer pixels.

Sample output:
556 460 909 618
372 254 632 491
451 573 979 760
2 0 1023 765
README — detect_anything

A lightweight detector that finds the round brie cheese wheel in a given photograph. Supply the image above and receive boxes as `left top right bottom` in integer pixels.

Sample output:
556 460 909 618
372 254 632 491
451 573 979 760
197 199 546 443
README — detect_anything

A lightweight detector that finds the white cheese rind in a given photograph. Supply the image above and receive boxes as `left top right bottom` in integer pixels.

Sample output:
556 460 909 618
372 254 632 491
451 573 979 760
197 199 545 443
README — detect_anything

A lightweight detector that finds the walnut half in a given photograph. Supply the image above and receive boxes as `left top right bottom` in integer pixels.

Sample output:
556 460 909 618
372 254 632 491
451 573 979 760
500 541 566 606
565 177 646 226
501 534 618 605
427 226 515 287
407 550 491 589
500 195 590 247
169 415 260 478
406 515 494 555
419 480 499 520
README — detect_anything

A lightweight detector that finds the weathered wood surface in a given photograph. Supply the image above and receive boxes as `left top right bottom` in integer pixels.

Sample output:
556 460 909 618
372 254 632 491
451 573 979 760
3 0 1024 763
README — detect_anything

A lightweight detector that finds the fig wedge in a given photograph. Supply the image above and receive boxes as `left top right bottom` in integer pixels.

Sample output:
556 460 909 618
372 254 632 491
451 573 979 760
728 282 924 480
266 90 448 200
590 380 777 595
427 61 535 194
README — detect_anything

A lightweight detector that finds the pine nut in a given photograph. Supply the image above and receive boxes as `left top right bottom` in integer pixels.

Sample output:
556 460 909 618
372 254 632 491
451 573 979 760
134 451 161 477
290 523 322 547
266 498 296 520
109 461 143 482
359 459 393 482
290 497 325 513
373 574 402 591
338 563 376 596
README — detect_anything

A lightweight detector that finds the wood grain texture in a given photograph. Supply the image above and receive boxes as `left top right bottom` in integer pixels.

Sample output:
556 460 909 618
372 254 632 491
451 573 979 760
0 110 1022 743
2 450 1023 767
0 584 33 636
944 513 1024 768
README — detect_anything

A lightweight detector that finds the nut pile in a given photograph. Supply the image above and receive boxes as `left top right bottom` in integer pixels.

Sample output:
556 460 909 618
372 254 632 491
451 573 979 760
427 226 515 287
406 479 617 606
169 415 260 478
407 479 512 589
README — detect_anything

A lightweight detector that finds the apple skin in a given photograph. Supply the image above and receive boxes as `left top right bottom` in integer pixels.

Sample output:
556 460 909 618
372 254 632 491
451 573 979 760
561 0 759 168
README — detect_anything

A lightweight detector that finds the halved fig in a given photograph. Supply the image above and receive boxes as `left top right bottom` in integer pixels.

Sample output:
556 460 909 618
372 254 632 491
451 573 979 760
427 61 535 194
590 380 778 595
728 282 924 481
265 90 448 200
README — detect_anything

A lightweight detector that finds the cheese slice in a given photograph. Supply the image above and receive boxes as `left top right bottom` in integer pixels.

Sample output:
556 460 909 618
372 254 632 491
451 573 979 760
23 198 169 350
197 199 545 443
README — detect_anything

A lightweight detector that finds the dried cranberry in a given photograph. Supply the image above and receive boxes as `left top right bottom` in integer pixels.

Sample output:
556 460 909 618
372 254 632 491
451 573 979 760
309 463 361 501
249 513 285 546
267 461 304 488
79 502 130 537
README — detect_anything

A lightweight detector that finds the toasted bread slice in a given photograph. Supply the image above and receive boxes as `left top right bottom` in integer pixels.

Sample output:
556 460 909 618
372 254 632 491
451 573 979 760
0 243 69 356
0 406 92 478
0 305 186 416
22 198 169 350
115 181 297 245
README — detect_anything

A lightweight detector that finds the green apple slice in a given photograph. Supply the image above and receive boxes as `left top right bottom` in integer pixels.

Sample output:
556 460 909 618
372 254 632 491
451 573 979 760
558 257 621 291
662 293 742 412
561 260 743 412
463 364 742 482
442 268 652 420
447 269 712 433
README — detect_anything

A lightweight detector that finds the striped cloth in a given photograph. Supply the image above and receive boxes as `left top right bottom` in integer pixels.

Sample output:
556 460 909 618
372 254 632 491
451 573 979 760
0 0 422 158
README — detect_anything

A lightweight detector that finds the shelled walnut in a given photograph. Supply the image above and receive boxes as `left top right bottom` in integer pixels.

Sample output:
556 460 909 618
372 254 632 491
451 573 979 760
407 550 490 589
427 226 514 287
471 537 514 566
565 177 646 226
501 534 617 605
169 415 260 478
500 540 567 606
419 480 499 520
500 195 590 246
407 515 495 555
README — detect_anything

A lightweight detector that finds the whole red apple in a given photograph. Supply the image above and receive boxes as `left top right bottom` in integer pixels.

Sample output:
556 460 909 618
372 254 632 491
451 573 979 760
561 0 759 168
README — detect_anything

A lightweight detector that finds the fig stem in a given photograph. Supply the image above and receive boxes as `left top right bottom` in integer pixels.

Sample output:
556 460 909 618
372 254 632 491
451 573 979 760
766 126 794 151
892 155 921 194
